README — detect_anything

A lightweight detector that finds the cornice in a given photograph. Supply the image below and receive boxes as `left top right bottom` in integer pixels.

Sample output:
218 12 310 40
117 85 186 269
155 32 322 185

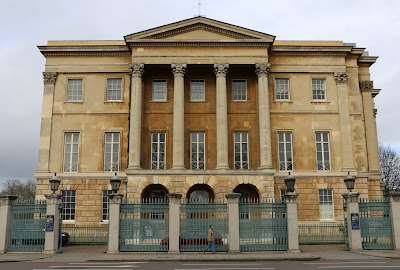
38 45 130 57
270 51 347 57
129 42 271 48
271 45 351 57
358 56 378 67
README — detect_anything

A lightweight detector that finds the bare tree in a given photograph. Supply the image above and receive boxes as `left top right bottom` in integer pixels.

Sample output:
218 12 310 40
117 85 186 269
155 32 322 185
0 179 36 200
379 144 400 191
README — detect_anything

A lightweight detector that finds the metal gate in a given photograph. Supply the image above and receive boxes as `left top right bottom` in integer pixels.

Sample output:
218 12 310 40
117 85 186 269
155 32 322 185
119 199 169 252
180 198 228 252
359 197 393 250
58 203 64 253
239 199 287 251
8 199 47 252
343 200 349 251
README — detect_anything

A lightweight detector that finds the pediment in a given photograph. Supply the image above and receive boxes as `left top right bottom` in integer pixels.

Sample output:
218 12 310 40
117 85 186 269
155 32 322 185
124 17 275 42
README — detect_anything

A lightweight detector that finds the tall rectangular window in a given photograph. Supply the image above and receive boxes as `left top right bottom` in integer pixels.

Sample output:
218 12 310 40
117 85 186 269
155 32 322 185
316 131 331 170
275 78 290 100
234 132 249 169
104 133 120 172
152 80 167 101
190 79 205 101
63 133 79 172
67 79 83 101
278 132 293 171
312 79 326 100
319 189 334 220
191 132 205 169
107 78 122 101
102 190 112 220
62 190 76 220
151 132 166 169
232 79 247 101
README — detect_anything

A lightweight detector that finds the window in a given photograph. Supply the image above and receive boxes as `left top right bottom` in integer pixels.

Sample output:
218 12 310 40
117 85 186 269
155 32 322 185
278 132 293 171
107 78 122 101
280 189 287 201
316 132 331 170
319 189 334 220
312 79 326 100
62 190 76 220
190 79 205 101
234 132 249 169
275 78 290 100
233 79 247 101
191 132 205 169
67 79 83 101
152 80 167 101
151 132 166 169
104 132 120 172
63 133 79 172
102 190 112 220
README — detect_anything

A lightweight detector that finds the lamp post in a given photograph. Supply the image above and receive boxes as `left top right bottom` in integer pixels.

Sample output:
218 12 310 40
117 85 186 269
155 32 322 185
110 173 121 194
49 173 60 194
284 172 296 193
344 172 356 193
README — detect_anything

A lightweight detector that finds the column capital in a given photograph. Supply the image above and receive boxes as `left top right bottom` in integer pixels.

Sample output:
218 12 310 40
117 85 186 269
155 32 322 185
171 63 187 77
129 63 144 77
284 192 299 203
214 63 229 77
255 63 271 77
109 193 124 204
44 194 63 205
0 195 18 205
342 192 360 203
225 193 241 203
168 193 182 203
359 80 374 91
43 72 58 85
389 191 400 202
334 72 348 84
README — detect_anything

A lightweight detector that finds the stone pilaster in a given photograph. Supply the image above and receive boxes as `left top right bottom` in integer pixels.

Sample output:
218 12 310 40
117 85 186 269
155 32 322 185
335 72 355 172
44 194 63 254
225 193 241 252
255 63 272 169
37 72 58 173
128 63 144 170
343 192 362 251
388 191 400 250
0 195 18 253
214 64 229 169
285 192 300 252
107 193 124 253
171 63 187 169
360 81 380 173
168 193 182 253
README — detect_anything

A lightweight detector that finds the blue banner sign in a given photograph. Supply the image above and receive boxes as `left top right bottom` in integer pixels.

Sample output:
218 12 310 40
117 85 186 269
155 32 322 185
351 213 360 230
46 215 54 232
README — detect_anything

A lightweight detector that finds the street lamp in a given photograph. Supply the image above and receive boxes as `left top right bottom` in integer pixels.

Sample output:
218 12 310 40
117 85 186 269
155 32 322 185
110 173 121 193
284 172 296 193
344 172 355 192
49 173 60 194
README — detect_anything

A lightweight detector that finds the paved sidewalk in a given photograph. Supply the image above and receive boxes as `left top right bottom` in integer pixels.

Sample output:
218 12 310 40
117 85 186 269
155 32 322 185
353 250 400 259
0 252 54 262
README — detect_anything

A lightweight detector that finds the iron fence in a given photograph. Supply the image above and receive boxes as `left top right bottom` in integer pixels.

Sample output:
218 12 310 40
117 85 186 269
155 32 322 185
62 224 108 245
298 223 345 244
119 199 169 252
180 198 228 252
8 199 47 252
239 198 287 251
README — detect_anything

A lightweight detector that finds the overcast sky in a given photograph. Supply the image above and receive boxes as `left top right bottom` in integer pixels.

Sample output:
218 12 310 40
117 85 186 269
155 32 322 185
0 0 399 185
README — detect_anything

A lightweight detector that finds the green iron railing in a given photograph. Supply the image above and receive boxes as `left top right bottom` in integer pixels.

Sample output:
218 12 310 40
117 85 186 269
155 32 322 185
180 198 228 252
62 224 108 245
343 200 349 251
359 197 393 250
8 199 47 252
298 223 345 244
239 198 287 251
120 199 169 252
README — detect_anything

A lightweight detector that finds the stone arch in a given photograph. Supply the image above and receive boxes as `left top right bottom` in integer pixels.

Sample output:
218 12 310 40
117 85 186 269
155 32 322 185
141 184 169 201
186 184 215 200
233 183 260 201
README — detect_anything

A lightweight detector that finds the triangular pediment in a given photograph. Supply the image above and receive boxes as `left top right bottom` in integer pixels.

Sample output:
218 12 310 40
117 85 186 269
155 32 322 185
124 17 275 42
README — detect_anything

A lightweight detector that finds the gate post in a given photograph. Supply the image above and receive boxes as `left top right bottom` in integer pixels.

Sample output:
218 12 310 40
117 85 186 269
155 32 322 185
0 195 18 253
44 194 63 253
107 193 123 253
285 192 300 252
225 193 241 252
389 191 400 250
168 193 182 253
343 192 362 251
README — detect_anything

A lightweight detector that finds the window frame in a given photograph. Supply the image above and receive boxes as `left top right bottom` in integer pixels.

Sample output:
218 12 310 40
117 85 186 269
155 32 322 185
152 79 168 101
315 131 331 171
66 78 84 102
190 79 206 101
151 132 166 170
61 190 76 221
63 132 80 173
105 77 123 102
102 190 112 221
277 131 293 171
104 132 120 172
275 78 291 101
190 131 206 170
319 189 334 221
234 131 249 170
311 78 328 101
232 79 247 101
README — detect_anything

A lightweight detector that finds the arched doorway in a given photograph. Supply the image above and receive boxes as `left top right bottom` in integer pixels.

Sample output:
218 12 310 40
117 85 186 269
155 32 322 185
187 184 215 201
233 184 260 202
141 184 169 202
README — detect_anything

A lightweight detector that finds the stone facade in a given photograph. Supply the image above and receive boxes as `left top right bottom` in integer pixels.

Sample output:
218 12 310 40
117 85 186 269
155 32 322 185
35 17 382 225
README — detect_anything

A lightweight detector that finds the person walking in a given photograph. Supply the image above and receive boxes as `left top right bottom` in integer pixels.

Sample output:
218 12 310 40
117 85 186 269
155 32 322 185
203 225 215 254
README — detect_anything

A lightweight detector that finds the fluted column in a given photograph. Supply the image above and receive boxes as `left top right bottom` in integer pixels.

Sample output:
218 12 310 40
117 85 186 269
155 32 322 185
360 80 380 173
37 72 58 173
214 64 229 169
171 63 187 169
128 63 144 170
335 72 355 172
255 63 272 169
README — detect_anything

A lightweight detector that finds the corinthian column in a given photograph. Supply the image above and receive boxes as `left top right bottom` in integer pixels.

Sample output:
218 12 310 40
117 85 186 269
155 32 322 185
36 72 58 173
171 63 187 169
128 63 144 170
255 63 272 169
335 72 355 172
214 64 229 169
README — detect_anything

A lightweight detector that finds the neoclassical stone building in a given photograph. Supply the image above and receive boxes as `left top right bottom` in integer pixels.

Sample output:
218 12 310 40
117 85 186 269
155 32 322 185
35 17 382 225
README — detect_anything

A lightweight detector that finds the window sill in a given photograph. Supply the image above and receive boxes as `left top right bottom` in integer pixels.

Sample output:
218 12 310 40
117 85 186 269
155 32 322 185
62 220 76 225
187 100 207 103
311 100 330 103
64 101 84 104
274 100 293 103
231 100 250 103
150 100 169 103
319 219 336 223
104 100 124 103
100 220 109 225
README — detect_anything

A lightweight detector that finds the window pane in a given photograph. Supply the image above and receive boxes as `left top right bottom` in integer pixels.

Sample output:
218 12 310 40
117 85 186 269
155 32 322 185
152 80 167 101
107 78 122 101
190 80 205 101
233 79 247 101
